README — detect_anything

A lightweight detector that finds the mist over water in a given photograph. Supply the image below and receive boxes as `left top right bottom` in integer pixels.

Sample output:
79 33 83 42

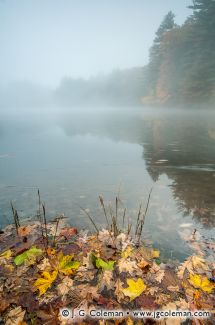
0 107 215 260
0 0 214 262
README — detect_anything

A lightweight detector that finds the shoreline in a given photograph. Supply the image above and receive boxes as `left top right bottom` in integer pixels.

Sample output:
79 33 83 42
0 213 214 324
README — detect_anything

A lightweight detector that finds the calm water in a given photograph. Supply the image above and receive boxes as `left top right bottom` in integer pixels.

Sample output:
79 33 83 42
0 107 215 260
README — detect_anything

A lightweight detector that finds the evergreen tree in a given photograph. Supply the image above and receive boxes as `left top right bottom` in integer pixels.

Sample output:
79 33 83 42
154 11 176 43
143 1 215 105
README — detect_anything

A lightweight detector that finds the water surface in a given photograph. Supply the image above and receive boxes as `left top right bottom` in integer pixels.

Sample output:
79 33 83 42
0 107 215 260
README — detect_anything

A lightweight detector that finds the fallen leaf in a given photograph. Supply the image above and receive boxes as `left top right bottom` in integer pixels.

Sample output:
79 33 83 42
60 227 78 240
0 249 12 260
93 255 115 271
0 298 10 313
76 284 100 301
18 292 39 313
37 258 51 271
98 270 114 291
62 243 80 256
136 293 158 309
82 252 94 270
152 249 160 258
97 296 115 309
114 278 125 302
57 276 73 296
55 251 80 275
118 258 139 275
167 285 179 292
46 247 56 256
126 318 134 325
155 293 171 306
37 304 60 325
175 298 189 310
5 306 25 325
189 274 215 293
121 246 133 258
122 278 146 301
14 246 42 266
162 268 181 288
155 270 165 283
137 259 150 271
17 225 32 237
191 256 209 272
177 255 208 279
146 286 159 295
34 270 58 296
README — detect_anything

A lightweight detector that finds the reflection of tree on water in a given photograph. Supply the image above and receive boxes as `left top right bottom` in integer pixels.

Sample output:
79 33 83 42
60 110 215 228
141 113 215 228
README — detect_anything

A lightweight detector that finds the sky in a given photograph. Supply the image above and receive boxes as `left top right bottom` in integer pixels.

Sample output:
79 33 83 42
0 0 191 86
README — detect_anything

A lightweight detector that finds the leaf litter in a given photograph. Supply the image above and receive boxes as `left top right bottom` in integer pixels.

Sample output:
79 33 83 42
0 211 214 324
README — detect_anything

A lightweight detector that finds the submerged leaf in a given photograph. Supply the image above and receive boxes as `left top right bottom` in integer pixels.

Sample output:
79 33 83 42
34 270 58 296
14 246 42 266
189 274 215 293
122 278 146 301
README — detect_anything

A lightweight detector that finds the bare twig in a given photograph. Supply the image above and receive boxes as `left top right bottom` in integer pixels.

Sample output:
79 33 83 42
136 188 153 245
79 206 99 234
42 203 49 247
99 196 109 228
10 201 20 234
122 207 126 228
135 203 142 236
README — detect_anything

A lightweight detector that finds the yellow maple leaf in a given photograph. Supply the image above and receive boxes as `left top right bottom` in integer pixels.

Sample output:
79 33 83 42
152 249 160 258
122 278 146 301
189 274 215 293
0 249 12 260
121 246 133 258
34 270 58 296
126 317 134 325
55 251 80 275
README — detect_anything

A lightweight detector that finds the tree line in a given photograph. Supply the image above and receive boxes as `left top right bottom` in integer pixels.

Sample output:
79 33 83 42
143 0 215 106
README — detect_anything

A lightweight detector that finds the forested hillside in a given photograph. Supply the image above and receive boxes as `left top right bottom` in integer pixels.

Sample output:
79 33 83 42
143 0 215 106
55 67 145 107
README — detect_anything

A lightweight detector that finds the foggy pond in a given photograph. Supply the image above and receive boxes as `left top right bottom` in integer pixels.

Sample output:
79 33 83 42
0 107 215 260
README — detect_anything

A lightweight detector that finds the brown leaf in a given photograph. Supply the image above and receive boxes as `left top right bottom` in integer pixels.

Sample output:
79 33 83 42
155 293 171 306
137 259 150 272
114 278 125 303
37 304 59 325
17 225 32 237
136 294 158 309
100 245 117 260
57 276 73 296
98 270 114 292
162 268 181 289
97 296 115 309
5 306 25 325
118 258 141 276
18 292 39 313
60 227 77 240
62 243 80 255
0 298 10 313
167 285 180 292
